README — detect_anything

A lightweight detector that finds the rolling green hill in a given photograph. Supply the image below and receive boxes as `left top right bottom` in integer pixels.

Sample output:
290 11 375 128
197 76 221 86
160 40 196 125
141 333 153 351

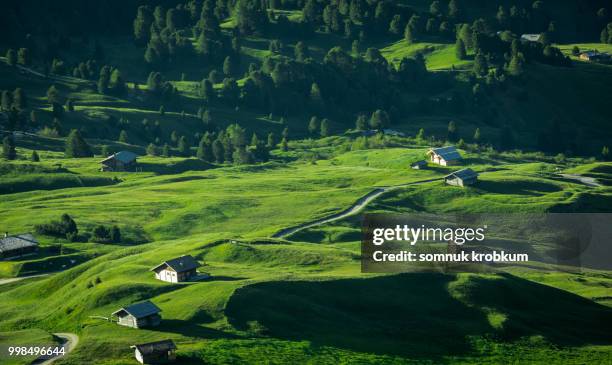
1 0 612 363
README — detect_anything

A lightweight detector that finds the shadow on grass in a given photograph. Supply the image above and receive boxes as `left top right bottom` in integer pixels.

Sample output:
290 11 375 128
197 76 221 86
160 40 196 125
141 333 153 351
139 159 215 175
225 273 488 359
468 273 612 346
157 311 237 339
225 273 612 359
476 179 561 196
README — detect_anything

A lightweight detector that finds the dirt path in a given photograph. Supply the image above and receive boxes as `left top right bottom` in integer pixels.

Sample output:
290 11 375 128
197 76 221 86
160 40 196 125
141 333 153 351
0 273 50 286
272 177 442 238
559 174 601 187
31 333 79 365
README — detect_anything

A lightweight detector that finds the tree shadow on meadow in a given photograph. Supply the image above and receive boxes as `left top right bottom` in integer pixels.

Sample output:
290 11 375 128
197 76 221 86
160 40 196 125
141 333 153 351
224 273 612 360
476 179 562 196
225 274 489 359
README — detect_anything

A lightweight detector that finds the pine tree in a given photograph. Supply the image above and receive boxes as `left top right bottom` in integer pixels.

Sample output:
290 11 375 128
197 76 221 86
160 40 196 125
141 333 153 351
455 39 466 60
178 136 189 156
369 110 390 129
473 128 481 143
111 226 121 243
320 119 330 137
473 53 488 76
280 137 288 151
119 130 129 143
162 144 170 157
1 90 13 111
416 128 425 141
31 150 40 162
295 41 308 61
47 85 60 105
447 121 458 141
267 132 275 148
448 0 461 20
197 135 214 161
146 143 158 156
404 24 415 44
65 129 93 158
355 115 367 130
2 136 16 160
389 15 402 35
6 49 16 66
17 48 30 66
308 116 319 134
212 139 224 162
602 146 610 160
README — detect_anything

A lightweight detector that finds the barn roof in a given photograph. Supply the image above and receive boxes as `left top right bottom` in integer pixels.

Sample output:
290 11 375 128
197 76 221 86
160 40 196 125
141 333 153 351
0 233 38 253
131 339 176 355
411 160 427 167
150 255 200 273
445 168 478 181
101 151 138 164
112 300 161 318
428 146 462 161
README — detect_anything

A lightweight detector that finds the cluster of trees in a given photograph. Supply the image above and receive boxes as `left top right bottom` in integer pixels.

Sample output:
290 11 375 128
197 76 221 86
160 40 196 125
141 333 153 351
5 48 31 67
98 66 127 97
193 123 271 164
34 213 122 243
91 224 121 243
35 213 79 242
65 129 93 158
1 88 30 131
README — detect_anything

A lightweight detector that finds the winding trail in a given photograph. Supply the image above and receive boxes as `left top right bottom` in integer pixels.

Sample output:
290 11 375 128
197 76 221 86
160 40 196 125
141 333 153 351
558 174 601 187
272 177 442 238
31 333 79 365
0 273 50 286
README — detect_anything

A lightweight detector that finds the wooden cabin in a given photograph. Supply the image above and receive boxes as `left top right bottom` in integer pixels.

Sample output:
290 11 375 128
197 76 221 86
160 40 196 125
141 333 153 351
427 146 462 166
100 151 138 172
151 255 200 283
131 339 177 364
444 168 478 187
112 301 161 328
410 160 427 170
0 233 38 259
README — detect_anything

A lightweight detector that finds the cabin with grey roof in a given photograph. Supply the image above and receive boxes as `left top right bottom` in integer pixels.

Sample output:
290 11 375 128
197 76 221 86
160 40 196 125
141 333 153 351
445 168 479 187
131 339 177 364
100 151 139 172
427 146 462 166
151 255 200 283
0 233 38 258
112 300 161 328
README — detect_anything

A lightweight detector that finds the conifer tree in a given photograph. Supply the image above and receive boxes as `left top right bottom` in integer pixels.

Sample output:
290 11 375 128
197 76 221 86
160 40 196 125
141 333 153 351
2 136 16 160
65 129 93 158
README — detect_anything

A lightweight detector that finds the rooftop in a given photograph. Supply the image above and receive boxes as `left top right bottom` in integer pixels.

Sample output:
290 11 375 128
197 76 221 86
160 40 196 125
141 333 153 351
101 151 138 164
112 300 161 319
428 146 462 161
0 233 38 253
446 168 478 180
151 255 200 273
131 339 176 355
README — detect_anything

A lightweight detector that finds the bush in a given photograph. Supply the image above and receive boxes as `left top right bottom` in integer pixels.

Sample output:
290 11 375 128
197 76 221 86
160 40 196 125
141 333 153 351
34 213 78 239
92 225 111 243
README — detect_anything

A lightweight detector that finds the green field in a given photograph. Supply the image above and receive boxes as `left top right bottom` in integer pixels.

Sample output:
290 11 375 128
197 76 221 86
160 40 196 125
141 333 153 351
2 0 612 364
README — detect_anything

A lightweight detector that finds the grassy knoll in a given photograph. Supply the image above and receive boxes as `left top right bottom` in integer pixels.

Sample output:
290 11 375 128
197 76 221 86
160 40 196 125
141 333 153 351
0 146 611 364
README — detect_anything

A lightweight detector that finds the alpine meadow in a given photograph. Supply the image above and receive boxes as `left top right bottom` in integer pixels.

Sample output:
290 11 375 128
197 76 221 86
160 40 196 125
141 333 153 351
1 0 612 364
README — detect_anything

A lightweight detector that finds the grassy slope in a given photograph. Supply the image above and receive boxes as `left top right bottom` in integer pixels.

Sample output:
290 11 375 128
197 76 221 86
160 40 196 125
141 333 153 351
1 146 611 364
